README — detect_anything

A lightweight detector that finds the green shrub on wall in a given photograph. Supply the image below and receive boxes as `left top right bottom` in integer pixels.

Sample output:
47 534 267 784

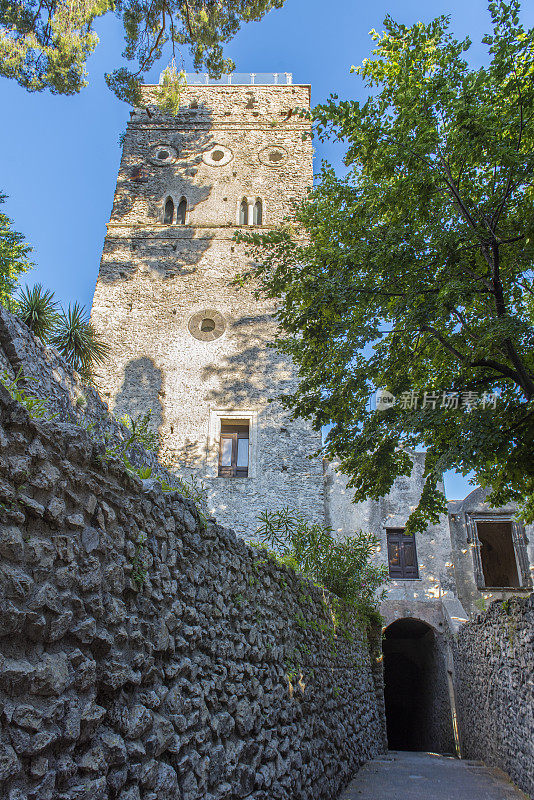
252 507 388 623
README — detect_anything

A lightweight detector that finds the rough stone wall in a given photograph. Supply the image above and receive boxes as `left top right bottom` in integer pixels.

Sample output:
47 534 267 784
112 85 313 228
454 596 534 797
90 83 325 538
0 384 385 800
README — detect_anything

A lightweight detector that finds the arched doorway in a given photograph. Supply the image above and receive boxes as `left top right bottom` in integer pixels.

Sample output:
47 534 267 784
383 618 455 753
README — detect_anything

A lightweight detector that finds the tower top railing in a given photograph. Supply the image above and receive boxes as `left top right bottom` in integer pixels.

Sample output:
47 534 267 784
159 72 293 86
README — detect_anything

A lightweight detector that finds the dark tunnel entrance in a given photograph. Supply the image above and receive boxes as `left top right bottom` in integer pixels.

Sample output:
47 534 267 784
383 618 455 753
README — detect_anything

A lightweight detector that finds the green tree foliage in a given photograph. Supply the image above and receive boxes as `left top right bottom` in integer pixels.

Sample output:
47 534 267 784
0 194 32 307
157 60 187 115
0 0 286 103
237 1 534 530
253 507 387 618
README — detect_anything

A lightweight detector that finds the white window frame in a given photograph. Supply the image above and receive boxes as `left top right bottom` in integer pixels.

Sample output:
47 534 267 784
163 194 189 224
207 408 259 478
236 197 265 225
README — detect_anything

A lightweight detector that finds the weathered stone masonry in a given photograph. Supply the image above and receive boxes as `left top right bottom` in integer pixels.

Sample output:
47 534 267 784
454 596 534 798
90 82 325 539
0 382 385 800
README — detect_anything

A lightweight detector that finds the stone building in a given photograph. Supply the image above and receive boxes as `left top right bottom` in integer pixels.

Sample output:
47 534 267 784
91 73 534 758
328 459 534 755
326 456 462 754
91 75 325 539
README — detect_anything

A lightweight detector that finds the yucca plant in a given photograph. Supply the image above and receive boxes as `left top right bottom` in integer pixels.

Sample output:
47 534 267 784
51 302 109 381
17 283 58 340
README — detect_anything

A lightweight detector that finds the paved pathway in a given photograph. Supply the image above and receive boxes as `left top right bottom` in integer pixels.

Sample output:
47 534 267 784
338 751 529 800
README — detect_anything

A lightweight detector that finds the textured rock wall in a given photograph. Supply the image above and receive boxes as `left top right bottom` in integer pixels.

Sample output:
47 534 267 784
0 384 385 800
454 596 534 797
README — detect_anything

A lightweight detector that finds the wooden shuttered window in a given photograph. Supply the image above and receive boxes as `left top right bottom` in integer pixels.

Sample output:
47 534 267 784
386 528 419 579
218 424 249 477
511 521 532 588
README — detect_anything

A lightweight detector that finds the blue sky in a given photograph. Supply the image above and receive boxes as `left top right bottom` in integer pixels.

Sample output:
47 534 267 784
2 0 532 499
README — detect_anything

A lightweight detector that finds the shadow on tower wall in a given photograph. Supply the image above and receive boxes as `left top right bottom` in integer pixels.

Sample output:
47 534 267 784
202 312 293 405
92 102 219 442
114 357 163 433
162 311 296 475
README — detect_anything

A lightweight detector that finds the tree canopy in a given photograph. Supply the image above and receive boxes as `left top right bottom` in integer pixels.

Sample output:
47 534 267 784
0 193 32 308
0 0 285 103
237 0 534 531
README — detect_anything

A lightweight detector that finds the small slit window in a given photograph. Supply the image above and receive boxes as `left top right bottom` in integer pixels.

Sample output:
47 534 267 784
253 199 263 225
164 198 174 224
239 199 249 225
177 197 187 225
219 423 249 477
387 528 419 579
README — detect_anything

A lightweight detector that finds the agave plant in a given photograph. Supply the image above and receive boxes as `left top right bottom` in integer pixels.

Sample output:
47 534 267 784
51 302 109 381
17 283 58 340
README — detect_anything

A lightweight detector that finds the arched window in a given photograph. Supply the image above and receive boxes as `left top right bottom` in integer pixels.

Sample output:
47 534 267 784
164 197 174 224
239 198 248 225
253 199 263 225
177 197 187 225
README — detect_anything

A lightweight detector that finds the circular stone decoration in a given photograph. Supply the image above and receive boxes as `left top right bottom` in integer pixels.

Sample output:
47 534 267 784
202 144 233 167
148 144 177 165
259 145 288 167
188 310 226 341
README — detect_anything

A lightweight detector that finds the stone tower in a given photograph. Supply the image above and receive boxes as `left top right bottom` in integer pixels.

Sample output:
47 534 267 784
91 74 325 537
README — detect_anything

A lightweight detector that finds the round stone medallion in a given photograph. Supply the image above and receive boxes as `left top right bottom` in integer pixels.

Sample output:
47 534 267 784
188 310 226 341
259 145 288 167
148 144 177 165
202 144 233 167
